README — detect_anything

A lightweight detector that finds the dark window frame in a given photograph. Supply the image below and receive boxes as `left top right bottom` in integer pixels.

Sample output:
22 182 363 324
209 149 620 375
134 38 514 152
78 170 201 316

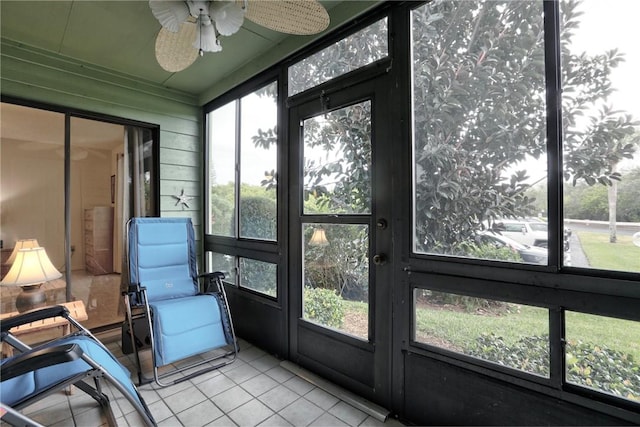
203 70 283 301
201 0 639 419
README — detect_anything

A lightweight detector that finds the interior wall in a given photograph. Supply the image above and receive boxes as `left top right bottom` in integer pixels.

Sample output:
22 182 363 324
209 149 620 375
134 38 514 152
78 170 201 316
0 140 64 266
0 41 204 242
0 140 116 273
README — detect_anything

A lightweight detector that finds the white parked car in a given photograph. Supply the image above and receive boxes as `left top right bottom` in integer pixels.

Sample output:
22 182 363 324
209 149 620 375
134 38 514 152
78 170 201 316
477 232 548 265
477 231 572 266
491 219 548 248
491 219 571 253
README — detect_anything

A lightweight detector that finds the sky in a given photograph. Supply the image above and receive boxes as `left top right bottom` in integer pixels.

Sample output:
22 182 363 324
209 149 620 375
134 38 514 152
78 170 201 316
209 92 277 186
572 0 640 120
515 0 640 182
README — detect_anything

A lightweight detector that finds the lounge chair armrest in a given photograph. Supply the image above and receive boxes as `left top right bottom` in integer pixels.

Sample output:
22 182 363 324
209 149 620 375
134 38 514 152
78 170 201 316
123 283 146 294
199 271 226 280
1 306 69 333
199 271 226 293
1 343 82 380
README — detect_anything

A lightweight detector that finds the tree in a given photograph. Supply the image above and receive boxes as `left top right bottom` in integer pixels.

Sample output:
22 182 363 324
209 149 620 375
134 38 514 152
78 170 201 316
255 0 638 253
412 0 638 253
617 168 640 222
564 167 640 222
412 1 547 253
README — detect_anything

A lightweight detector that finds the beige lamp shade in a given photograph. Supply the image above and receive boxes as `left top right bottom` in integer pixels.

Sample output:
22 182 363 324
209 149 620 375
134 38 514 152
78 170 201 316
309 228 329 247
5 239 40 265
1 247 62 287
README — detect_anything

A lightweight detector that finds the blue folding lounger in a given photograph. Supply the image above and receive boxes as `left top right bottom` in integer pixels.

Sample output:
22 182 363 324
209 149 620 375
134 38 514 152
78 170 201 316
122 217 237 387
1 305 156 427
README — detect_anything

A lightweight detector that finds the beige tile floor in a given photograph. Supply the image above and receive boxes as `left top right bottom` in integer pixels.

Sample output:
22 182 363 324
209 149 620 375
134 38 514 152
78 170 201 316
17 338 406 427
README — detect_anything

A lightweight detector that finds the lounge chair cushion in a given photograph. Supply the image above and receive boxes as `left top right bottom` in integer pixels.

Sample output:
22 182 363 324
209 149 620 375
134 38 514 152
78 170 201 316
1 335 137 407
150 294 229 366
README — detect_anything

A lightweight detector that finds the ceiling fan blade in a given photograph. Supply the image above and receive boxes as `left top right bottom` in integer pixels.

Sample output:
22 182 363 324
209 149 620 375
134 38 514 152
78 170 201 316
210 1 245 36
242 0 329 35
155 22 199 72
149 0 191 33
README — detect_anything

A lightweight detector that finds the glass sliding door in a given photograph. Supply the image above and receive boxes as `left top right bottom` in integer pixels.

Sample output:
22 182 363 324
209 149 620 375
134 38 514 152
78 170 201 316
0 103 66 314
69 116 124 329
1 101 158 331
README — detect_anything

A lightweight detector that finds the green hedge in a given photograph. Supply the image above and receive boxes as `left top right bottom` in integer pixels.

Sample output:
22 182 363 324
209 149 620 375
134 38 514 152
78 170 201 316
468 333 639 401
303 287 344 329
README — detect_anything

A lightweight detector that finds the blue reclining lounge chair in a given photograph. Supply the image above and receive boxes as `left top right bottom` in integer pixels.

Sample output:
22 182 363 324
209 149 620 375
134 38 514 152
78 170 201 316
1 305 156 427
122 217 238 387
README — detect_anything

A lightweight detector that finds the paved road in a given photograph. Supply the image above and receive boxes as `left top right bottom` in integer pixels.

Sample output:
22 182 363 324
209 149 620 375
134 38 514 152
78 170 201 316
568 233 589 268
564 221 640 268
565 221 640 237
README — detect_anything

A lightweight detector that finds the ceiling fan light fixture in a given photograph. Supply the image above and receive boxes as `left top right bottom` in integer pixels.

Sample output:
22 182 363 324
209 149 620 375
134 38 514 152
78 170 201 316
194 14 222 53
149 0 190 33
210 0 245 36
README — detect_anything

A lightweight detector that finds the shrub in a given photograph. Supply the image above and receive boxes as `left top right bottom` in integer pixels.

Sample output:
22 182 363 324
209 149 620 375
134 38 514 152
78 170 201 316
240 258 276 297
469 333 549 376
424 290 510 314
468 334 640 401
303 286 344 329
238 195 276 240
460 242 521 262
566 339 640 401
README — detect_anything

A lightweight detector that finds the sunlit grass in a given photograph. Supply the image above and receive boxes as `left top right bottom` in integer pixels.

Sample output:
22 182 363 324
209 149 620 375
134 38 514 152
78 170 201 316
578 231 640 272
336 300 640 361
565 311 640 361
413 305 639 361
343 299 368 315
414 304 548 348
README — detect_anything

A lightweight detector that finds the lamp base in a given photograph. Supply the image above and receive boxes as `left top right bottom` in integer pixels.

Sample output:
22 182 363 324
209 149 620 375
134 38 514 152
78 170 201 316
16 283 47 313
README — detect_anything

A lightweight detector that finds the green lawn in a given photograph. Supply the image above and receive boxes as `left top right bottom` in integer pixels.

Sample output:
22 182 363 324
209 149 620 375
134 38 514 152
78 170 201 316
412 303 640 361
343 296 640 360
565 311 640 361
578 231 640 272
414 304 547 349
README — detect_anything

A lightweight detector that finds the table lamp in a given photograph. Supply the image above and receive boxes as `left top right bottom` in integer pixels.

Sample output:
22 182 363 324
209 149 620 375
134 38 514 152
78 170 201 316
1 247 62 313
309 227 329 247
4 238 40 265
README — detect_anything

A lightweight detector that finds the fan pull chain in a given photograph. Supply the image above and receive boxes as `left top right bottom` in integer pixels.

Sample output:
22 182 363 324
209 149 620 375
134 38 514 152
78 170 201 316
199 8 205 56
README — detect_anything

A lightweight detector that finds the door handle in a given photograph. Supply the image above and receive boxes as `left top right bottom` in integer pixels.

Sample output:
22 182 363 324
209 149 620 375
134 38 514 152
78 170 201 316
373 254 387 265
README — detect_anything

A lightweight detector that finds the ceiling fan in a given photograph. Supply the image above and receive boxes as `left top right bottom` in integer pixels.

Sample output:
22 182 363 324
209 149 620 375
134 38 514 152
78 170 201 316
149 0 330 72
